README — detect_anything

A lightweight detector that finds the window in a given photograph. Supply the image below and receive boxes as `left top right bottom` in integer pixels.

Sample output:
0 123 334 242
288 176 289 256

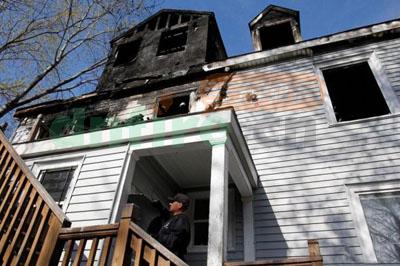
156 92 190 118
188 190 236 252
259 22 295 50
193 198 209 246
322 62 390 122
157 26 188 55
316 52 400 124
359 192 400 262
39 168 75 207
114 39 142 66
346 180 400 262
31 157 83 211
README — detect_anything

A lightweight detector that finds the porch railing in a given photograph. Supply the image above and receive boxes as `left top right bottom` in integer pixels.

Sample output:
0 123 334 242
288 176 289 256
0 130 70 265
224 240 323 266
57 204 188 266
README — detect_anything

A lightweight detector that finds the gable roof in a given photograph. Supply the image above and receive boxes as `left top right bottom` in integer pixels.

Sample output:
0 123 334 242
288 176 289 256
249 5 299 29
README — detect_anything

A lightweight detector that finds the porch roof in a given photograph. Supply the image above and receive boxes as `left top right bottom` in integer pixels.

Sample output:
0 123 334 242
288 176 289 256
14 108 258 190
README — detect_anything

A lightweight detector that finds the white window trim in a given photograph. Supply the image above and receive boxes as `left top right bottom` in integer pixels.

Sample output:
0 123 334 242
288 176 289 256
187 189 236 253
345 179 400 263
31 156 84 213
314 51 400 125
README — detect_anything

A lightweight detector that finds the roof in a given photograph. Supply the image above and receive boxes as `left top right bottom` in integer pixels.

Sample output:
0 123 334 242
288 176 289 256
112 9 215 43
249 5 300 29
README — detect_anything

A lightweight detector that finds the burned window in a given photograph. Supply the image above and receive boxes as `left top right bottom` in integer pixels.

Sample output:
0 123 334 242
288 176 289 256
169 14 179 27
114 39 142 66
259 22 295 50
157 14 168 29
322 62 390 122
157 26 188 56
156 93 190 118
40 168 75 207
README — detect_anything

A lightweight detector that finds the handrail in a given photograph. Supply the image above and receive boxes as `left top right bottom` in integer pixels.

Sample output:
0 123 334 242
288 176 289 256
0 130 69 223
55 204 188 266
0 129 70 265
225 240 323 266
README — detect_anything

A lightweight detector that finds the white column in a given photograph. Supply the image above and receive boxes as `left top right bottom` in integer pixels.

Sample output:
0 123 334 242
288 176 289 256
207 142 229 266
109 149 138 222
242 196 255 261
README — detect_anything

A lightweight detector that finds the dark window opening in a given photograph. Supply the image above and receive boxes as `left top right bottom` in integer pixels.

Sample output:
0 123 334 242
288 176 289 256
114 39 142 66
193 198 209 246
169 14 179 27
323 62 390 122
259 22 295 50
136 24 145 32
181 15 191 23
157 26 188 55
158 14 168 29
40 168 75 207
156 93 190 118
148 17 157 31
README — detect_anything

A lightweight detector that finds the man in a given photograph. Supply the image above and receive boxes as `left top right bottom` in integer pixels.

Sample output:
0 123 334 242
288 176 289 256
157 193 191 260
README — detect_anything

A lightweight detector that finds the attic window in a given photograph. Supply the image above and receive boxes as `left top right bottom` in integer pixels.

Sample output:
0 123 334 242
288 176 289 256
259 21 295 50
156 93 190 118
322 62 390 122
157 26 188 55
114 39 141 66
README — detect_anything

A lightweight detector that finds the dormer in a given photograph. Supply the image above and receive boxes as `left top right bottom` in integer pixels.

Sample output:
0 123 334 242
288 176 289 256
96 9 227 92
249 5 302 51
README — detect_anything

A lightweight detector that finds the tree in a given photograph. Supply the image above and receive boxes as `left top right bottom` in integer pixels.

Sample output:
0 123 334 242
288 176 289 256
0 0 159 133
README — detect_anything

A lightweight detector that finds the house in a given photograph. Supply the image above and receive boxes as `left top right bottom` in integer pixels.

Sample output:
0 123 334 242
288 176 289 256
8 4 400 265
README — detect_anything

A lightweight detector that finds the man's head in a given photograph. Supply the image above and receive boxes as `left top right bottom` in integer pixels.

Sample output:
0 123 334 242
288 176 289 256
168 193 190 215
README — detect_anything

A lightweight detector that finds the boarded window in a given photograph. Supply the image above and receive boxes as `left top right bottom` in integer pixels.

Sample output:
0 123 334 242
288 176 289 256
114 39 142 66
193 198 209 246
322 62 390 122
360 192 400 262
157 26 188 55
156 93 190 118
40 168 75 207
259 22 295 50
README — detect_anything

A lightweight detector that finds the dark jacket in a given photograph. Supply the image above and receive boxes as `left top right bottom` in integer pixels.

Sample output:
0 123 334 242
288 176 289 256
157 213 191 259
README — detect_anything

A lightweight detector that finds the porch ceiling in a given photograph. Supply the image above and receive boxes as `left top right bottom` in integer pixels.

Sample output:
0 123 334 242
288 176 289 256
153 148 211 188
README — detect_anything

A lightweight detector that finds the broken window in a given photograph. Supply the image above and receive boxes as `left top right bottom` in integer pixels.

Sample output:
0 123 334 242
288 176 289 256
322 62 390 122
114 39 142 66
156 93 190 118
157 26 188 56
169 14 179 27
157 14 168 29
259 21 295 50
39 168 75 207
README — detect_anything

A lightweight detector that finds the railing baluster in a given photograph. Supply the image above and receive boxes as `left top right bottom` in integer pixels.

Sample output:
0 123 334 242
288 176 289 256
87 238 99 266
99 237 112 266
132 236 144 266
72 239 87 266
61 240 74 266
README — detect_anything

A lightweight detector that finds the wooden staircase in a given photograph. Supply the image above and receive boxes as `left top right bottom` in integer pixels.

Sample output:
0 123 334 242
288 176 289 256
0 130 187 266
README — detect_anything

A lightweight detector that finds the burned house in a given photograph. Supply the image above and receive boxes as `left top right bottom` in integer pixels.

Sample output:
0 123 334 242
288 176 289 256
8 5 400 265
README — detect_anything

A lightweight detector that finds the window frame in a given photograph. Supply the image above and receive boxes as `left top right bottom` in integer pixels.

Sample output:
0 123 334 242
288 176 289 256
31 156 84 212
187 189 236 253
346 179 400 263
154 90 193 119
314 52 400 125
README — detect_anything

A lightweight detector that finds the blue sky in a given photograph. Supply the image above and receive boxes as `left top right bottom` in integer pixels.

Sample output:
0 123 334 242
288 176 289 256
155 0 400 56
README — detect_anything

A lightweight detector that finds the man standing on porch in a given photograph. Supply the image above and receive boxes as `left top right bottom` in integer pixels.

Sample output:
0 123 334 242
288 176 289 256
157 193 191 260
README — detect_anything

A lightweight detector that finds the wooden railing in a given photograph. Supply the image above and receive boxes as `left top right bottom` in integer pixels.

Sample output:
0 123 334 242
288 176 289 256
225 240 323 266
56 204 188 266
0 130 71 265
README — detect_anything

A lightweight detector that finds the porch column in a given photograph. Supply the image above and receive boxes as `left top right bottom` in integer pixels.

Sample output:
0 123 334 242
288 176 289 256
207 141 229 266
242 196 255 261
